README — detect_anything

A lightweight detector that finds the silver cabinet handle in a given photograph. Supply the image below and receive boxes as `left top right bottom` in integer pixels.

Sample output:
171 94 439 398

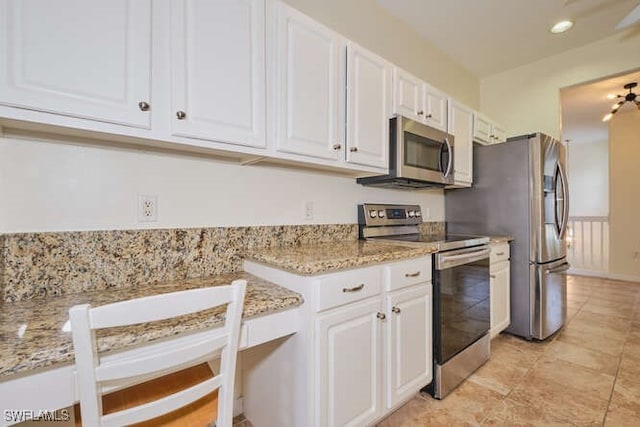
350 147 358 152
426 113 433 119
391 306 401 314
138 101 150 111
377 312 386 320
417 110 424 115
176 111 187 120
342 284 364 293
332 144 341 150
490 274 496 279
405 271 421 278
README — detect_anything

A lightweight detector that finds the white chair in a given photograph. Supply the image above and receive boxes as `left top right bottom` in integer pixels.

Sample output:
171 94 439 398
69 279 247 427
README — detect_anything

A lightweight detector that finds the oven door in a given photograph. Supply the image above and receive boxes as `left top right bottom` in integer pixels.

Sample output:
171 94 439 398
395 116 454 185
434 245 491 363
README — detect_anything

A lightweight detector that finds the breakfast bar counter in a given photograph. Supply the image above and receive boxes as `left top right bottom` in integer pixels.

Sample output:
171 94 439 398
0 272 303 423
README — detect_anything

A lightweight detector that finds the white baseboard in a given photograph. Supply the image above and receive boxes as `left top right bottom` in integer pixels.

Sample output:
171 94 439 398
568 268 640 283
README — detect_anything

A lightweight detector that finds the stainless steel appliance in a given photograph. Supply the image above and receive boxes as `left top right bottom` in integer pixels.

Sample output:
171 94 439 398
445 133 570 340
357 115 454 189
358 203 491 399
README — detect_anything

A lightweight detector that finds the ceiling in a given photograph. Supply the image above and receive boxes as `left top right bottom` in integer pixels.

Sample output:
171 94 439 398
561 69 640 144
377 0 640 78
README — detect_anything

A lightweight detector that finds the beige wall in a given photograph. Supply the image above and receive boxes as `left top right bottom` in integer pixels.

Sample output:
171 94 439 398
480 33 640 139
567 140 609 217
609 109 640 277
283 0 479 108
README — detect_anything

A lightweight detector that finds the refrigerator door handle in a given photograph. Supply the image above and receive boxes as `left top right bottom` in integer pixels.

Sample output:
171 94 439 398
545 262 570 274
557 163 569 240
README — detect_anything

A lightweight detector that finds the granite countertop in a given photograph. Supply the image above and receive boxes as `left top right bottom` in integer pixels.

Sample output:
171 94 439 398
244 240 437 275
0 272 303 379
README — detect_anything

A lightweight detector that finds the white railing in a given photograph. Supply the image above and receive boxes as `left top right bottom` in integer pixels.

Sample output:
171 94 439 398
567 216 609 274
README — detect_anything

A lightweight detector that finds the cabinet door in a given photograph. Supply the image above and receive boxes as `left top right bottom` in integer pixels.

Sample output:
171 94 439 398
492 123 507 144
392 67 423 122
317 298 383 427
346 43 391 169
272 2 345 160
386 284 432 408
423 83 447 132
490 261 511 337
448 100 473 186
170 0 266 147
0 0 151 128
473 113 492 144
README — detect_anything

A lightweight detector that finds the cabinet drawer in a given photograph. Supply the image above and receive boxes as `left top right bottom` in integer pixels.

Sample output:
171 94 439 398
384 256 432 291
315 266 381 312
490 243 510 263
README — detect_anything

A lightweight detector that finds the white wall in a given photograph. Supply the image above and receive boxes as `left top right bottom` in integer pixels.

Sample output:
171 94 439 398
0 135 444 233
567 140 609 217
480 33 640 139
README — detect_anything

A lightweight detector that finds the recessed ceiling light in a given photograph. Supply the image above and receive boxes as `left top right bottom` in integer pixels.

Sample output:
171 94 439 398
550 20 574 34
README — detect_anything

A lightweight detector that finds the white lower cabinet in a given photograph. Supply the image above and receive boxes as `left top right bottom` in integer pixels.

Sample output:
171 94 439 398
317 298 383 427
243 256 433 427
386 284 432 408
490 243 511 337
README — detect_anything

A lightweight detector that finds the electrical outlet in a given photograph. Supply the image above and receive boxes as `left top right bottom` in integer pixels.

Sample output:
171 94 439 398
138 195 158 222
304 201 314 220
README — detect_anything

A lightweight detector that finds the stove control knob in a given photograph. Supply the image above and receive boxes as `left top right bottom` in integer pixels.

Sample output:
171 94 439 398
408 210 415 217
415 210 422 217
369 210 378 218
377 210 386 218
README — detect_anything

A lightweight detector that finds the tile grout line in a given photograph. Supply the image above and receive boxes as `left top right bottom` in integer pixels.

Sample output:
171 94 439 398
601 301 638 427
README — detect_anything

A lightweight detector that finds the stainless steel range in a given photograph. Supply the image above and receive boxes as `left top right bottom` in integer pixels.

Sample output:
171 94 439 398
358 203 491 399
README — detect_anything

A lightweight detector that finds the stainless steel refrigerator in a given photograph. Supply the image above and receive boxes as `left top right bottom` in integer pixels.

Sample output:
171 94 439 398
445 133 570 340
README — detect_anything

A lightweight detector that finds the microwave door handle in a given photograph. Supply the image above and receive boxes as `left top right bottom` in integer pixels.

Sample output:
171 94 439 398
438 141 444 175
443 137 453 178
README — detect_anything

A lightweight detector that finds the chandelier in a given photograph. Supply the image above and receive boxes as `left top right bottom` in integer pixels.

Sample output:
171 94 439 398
603 82 639 122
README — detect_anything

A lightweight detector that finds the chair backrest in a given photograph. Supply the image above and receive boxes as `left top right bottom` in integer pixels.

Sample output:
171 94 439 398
69 279 247 427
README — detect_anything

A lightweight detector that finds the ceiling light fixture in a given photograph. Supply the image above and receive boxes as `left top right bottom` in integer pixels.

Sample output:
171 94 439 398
550 20 574 34
602 82 639 122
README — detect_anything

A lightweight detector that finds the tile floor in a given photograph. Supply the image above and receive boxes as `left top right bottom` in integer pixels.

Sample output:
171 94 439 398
378 274 640 426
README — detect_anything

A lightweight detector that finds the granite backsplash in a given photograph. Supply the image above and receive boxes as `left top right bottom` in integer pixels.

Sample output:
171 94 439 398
0 222 444 302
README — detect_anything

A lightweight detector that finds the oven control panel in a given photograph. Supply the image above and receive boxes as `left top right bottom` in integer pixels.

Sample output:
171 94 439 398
358 204 422 227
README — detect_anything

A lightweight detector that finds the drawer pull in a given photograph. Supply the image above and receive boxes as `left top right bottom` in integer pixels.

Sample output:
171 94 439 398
391 306 401 314
496 252 505 256
405 271 421 278
342 284 364 293
377 312 386 320
490 274 497 279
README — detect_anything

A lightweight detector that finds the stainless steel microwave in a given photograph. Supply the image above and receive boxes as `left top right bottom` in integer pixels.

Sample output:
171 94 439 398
357 115 454 189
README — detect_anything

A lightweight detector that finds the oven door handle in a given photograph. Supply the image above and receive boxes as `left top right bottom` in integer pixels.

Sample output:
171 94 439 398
440 248 490 262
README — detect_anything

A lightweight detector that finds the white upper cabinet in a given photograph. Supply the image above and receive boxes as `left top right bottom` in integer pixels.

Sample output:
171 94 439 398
448 99 474 186
473 113 506 145
392 68 423 122
0 0 152 128
392 67 447 132
423 83 448 132
270 1 345 160
170 0 266 148
346 43 392 170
